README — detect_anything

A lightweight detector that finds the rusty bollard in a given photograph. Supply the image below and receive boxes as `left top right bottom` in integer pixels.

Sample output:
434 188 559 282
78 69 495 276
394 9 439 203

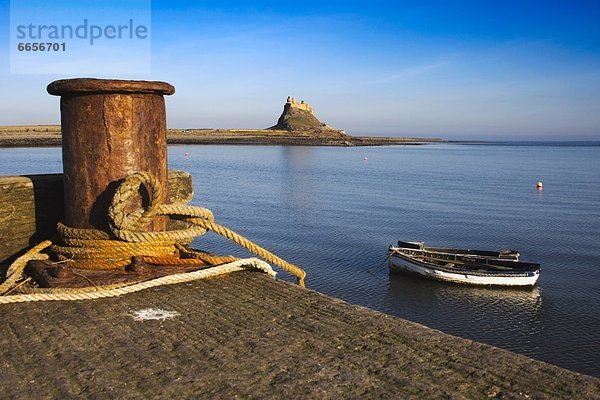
47 78 175 231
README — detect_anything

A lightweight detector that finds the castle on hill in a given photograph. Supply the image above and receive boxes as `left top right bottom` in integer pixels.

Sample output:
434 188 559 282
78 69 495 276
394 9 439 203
268 96 344 134
286 96 313 114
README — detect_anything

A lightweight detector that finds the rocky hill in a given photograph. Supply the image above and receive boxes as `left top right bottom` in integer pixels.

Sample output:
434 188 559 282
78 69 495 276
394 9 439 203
268 97 345 135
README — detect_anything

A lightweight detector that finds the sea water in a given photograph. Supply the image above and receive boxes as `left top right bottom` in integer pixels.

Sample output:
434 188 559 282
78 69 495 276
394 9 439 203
1 142 599 376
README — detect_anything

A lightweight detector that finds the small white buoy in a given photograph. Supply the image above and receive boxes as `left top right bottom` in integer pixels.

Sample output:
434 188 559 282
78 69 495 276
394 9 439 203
536 181 543 190
363 157 368 162
184 152 189 157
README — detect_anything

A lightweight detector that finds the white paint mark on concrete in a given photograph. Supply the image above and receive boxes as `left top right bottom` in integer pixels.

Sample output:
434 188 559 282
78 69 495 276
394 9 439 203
130 308 180 321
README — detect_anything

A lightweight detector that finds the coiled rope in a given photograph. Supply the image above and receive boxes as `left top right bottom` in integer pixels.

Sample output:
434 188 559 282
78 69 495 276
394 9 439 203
0 257 275 304
0 172 306 301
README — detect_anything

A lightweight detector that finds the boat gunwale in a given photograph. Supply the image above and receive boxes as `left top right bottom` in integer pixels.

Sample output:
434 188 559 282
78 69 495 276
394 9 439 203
392 248 539 269
397 241 520 260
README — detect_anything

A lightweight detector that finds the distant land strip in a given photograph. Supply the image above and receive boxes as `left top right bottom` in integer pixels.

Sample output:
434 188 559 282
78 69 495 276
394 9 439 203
0 126 445 147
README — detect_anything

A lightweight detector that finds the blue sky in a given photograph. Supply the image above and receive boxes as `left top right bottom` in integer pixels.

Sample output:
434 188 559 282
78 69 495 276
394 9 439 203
1 0 599 139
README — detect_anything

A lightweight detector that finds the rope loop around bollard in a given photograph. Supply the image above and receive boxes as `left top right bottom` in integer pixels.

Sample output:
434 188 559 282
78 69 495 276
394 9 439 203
109 171 164 232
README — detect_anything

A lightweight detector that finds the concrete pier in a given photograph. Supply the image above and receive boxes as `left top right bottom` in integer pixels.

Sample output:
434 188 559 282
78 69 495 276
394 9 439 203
1 272 598 399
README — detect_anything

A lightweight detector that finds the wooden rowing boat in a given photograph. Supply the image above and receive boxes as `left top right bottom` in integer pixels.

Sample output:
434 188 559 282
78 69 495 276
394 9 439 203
387 241 540 287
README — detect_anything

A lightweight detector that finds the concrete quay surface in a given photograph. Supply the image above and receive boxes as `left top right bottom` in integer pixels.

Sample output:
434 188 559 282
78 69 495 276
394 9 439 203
1 271 598 399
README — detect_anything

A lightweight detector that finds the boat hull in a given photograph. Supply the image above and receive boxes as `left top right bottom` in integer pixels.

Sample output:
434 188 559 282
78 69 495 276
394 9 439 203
388 253 540 287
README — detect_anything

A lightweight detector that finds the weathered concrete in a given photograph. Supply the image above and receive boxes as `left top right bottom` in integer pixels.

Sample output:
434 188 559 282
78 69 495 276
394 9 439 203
1 272 598 399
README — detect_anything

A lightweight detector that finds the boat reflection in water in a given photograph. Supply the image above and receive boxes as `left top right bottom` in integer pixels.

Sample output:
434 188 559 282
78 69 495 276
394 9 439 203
386 272 544 355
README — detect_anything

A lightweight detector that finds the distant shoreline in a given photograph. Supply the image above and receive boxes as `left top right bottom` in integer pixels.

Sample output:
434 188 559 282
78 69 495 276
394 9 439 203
0 126 445 148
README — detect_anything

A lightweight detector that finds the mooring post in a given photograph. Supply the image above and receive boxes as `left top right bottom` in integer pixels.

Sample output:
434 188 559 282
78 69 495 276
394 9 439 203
47 78 175 231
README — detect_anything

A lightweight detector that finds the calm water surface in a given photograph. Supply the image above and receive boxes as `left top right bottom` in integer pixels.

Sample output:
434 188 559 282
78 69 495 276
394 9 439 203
1 143 599 376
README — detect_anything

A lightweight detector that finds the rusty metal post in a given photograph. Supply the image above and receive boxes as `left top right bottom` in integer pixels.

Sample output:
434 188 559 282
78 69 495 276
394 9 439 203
47 78 175 231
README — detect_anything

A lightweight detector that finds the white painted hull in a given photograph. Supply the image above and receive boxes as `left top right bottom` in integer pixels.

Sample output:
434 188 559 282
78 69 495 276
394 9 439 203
389 254 540 287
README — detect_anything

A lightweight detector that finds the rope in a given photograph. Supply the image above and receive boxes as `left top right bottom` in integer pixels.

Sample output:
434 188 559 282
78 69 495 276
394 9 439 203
0 258 275 304
109 172 305 285
1 171 306 300
0 240 52 295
